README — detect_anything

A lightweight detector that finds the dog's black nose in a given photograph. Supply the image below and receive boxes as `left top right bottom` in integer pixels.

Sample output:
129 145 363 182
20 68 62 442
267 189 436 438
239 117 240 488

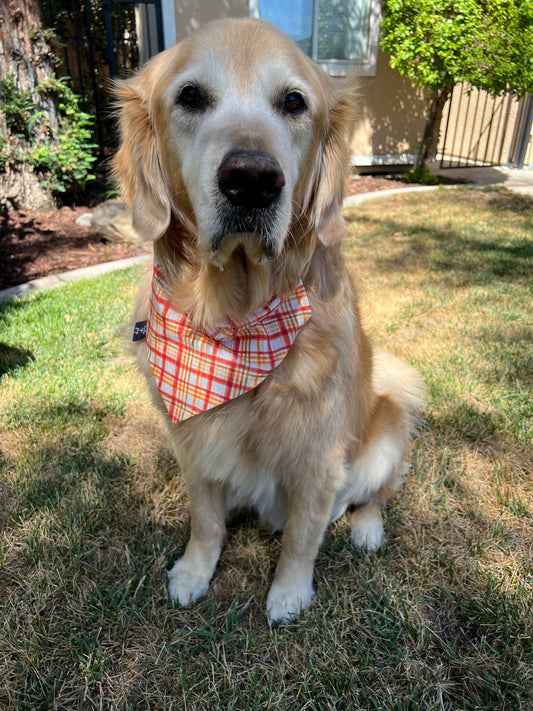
217 151 285 209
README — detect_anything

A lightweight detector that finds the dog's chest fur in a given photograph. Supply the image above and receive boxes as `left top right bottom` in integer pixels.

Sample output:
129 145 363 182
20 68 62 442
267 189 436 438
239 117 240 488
151 266 367 529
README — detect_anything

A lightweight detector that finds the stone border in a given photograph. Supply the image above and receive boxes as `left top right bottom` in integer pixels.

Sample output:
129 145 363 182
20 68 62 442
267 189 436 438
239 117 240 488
0 253 150 303
342 184 441 208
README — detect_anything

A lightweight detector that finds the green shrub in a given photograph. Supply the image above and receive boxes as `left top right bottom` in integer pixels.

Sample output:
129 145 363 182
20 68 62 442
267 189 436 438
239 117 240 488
0 73 97 196
404 165 440 185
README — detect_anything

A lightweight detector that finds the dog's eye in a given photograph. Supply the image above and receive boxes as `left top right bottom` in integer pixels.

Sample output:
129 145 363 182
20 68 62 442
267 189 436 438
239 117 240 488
176 84 208 111
282 90 307 115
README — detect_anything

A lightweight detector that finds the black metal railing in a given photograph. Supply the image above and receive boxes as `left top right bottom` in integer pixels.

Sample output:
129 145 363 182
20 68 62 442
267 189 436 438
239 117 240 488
41 0 164 157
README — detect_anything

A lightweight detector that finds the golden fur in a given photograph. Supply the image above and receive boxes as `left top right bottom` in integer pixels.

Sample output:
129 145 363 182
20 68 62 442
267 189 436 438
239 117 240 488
112 18 424 623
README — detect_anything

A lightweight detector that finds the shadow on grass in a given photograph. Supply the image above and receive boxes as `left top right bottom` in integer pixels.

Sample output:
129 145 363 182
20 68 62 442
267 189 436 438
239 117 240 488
0 292 42 378
4 401 172 532
0 291 37 316
347 216 532 285
344 188 533 287
0 342 34 377
485 188 533 213
476 323 533 389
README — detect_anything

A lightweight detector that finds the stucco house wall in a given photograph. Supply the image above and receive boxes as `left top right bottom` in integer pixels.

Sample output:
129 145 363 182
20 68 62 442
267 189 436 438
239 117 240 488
172 0 250 42
351 52 426 166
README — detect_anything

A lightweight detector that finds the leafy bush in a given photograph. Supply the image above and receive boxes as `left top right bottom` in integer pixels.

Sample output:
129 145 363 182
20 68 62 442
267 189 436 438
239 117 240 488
404 166 440 185
0 73 97 196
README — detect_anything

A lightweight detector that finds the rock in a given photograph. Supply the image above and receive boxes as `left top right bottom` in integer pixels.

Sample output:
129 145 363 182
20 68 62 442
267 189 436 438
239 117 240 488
89 200 139 244
75 212 93 227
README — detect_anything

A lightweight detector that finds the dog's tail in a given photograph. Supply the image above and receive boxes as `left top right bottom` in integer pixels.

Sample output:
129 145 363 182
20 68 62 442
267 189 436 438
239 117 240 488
372 350 426 423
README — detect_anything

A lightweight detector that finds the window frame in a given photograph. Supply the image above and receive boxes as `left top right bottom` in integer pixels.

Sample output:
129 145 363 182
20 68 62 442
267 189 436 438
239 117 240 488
249 0 382 77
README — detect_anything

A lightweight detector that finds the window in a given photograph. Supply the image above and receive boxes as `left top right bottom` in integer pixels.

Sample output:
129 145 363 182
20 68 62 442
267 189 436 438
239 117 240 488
249 0 381 76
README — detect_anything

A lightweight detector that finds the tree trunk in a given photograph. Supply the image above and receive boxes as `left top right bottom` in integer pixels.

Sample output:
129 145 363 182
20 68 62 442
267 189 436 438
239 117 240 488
415 85 453 170
0 0 59 209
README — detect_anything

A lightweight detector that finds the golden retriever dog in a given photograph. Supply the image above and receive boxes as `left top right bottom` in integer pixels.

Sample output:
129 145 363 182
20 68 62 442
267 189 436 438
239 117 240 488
112 18 424 623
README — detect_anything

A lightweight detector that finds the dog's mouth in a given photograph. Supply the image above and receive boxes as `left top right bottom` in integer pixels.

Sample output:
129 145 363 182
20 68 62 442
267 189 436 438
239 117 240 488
209 208 278 265
209 231 274 269
208 150 286 267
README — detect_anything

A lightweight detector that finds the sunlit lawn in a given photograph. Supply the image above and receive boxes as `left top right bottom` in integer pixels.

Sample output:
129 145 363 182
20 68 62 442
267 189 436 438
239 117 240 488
0 187 531 710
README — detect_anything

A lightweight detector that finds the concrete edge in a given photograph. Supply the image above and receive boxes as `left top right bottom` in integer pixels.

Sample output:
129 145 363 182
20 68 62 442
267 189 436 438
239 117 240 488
342 184 442 208
0 253 150 303
341 180 533 208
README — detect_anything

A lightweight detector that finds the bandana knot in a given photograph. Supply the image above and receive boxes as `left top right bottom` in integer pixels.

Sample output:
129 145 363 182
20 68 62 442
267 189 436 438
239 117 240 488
146 265 312 422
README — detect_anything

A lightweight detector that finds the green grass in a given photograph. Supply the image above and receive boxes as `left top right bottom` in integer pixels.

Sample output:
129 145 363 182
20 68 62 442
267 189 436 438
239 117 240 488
0 187 532 710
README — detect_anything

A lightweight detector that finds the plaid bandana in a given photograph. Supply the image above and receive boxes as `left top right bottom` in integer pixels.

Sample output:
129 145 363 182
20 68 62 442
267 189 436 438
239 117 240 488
146 264 312 422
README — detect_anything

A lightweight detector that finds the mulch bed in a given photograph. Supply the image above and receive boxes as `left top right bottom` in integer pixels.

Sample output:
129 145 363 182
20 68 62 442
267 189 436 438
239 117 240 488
0 206 145 291
0 175 410 291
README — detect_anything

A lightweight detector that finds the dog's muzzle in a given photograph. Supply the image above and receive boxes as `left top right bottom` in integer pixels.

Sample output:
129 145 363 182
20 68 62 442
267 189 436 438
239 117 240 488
210 150 286 261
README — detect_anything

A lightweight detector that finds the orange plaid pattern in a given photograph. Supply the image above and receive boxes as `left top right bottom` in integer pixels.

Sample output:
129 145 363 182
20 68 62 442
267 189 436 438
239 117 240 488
146 264 312 422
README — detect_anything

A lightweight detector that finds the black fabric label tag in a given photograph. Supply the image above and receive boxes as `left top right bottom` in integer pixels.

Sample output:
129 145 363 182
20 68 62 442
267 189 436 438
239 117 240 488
132 320 148 342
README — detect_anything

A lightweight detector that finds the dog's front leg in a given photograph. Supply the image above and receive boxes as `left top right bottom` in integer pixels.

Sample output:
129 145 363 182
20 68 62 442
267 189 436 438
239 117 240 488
266 482 336 624
168 480 226 606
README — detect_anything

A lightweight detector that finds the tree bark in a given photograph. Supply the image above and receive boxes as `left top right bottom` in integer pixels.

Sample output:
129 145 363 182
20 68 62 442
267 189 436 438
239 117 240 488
0 0 59 209
415 85 453 170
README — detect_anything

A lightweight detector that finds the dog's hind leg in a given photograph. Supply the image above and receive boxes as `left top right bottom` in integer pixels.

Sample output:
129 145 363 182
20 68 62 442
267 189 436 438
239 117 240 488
345 393 413 553
346 352 424 552
350 502 385 552
168 480 227 606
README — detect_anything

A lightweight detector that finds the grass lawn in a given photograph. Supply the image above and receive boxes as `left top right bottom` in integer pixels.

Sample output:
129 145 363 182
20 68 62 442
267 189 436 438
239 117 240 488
0 186 531 710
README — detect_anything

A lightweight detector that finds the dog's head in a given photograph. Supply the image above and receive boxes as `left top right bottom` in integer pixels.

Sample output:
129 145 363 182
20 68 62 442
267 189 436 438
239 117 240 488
113 18 357 272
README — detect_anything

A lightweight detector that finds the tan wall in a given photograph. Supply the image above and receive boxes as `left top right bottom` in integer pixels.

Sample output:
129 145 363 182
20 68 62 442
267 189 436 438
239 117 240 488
350 51 427 160
174 0 249 43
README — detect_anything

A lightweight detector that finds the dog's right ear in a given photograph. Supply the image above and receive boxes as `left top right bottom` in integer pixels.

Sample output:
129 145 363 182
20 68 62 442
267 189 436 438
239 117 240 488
307 74 358 247
112 78 171 242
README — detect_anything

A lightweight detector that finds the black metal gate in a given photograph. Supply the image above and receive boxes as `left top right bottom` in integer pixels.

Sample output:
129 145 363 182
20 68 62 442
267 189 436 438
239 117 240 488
41 0 164 157
437 83 519 168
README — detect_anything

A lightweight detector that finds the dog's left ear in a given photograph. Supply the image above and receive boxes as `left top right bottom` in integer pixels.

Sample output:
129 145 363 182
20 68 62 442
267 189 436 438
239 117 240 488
310 75 358 246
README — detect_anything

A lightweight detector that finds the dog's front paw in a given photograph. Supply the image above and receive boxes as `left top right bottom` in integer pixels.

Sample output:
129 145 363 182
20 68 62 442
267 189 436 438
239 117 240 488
266 581 314 624
167 558 212 606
